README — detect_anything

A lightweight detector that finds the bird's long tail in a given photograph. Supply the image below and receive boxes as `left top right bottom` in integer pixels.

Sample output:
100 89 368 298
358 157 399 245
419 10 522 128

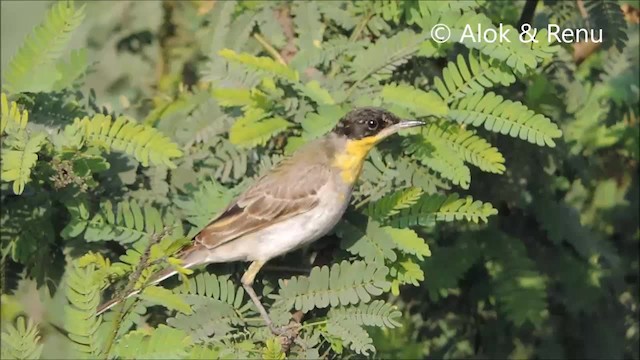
96 243 207 315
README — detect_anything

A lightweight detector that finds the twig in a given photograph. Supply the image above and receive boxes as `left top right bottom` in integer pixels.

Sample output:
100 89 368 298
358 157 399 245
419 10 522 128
102 229 167 358
517 0 539 28
328 11 373 79
349 11 373 42
253 33 288 66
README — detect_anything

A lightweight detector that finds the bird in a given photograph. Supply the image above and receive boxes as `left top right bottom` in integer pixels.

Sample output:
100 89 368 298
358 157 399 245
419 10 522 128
96 107 425 335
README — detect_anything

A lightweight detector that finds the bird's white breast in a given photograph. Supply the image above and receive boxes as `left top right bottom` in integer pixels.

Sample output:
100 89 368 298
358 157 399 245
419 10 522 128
205 179 352 264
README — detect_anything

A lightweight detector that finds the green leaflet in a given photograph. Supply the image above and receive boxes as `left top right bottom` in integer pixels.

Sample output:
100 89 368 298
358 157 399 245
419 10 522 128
483 231 549 327
349 29 428 87
111 325 192 359
218 49 300 82
2 1 86 94
65 114 183 168
76 199 167 244
1 132 47 195
262 337 286 360
366 187 424 220
388 192 498 227
0 316 44 360
383 227 431 260
174 179 235 230
65 262 104 358
173 272 249 313
297 81 336 105
272 260 391 313
388 257 425 296
52 49 89 91
299 104 348 140
229 108 291 148
409 122 506 175
140 286 193 314
0 93 29 135
434 51 516 103
326 319 375 356
448 92 563 147
292 1 325 53
336 218 397 264
381 83 449 117
327 300 402 328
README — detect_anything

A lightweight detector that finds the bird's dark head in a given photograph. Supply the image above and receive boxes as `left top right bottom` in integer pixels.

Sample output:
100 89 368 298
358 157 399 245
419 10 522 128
333 107 425 141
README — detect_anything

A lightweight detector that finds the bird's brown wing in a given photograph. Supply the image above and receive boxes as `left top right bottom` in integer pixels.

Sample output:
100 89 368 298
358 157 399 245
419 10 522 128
194 156 331 249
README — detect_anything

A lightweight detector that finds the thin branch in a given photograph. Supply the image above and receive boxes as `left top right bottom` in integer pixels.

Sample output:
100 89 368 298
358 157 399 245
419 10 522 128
253 33 288 66
102 229 167 358
517 0 539 28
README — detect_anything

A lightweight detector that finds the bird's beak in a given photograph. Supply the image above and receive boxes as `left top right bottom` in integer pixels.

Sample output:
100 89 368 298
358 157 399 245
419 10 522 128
377 119 426 139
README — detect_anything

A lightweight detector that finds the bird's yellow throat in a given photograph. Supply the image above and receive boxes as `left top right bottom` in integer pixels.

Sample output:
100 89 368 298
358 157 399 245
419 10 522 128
332 135 382 184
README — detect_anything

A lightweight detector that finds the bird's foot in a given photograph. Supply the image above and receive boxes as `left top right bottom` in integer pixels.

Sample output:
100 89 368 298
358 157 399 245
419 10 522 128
268 322 300 337
269 322 301 351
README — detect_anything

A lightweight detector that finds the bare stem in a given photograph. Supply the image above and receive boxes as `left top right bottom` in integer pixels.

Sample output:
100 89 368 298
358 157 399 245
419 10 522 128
102 229 167 358
253 33 287 66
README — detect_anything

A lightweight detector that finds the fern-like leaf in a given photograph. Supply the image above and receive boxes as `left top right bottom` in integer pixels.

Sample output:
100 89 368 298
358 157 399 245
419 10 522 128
111 325 192 359
585 0 628 51
218 49 300 82
381 83 449 117
1 132 47 195
383 227 431 260
1 93 29 135
366 187 423 220
65 114 183 168
327 300 402 328
415 123 506 174
65 262 104 358
272 260 391 313
3 1 85 94
169 272 251 341
448 92 563 147
0 316 44 360
434 52 516 103
388 192 498 227
81 200 166 244
229 108 290 148
336 218 397 264
325 319 375 356
349 30 427 86
139 286 193 314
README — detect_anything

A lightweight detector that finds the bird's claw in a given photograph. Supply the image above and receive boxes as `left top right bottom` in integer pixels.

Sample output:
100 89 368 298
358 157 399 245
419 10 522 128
269 322 301 351
269 322 300 337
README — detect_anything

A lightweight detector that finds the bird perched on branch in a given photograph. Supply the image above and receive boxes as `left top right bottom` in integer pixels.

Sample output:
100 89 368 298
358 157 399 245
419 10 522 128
97 107 424 336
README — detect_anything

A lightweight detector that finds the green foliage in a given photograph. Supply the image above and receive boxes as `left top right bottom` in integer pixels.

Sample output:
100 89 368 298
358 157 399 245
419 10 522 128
434 52 516 103
273 261 391 312
1 0 637 359
229 108 291 148
64 262 104 358
1 316 44 360
584 0 628 51
388 192 498 227
448 91 563 147
65 114 183 168
3 1 86 94
111 325 192 359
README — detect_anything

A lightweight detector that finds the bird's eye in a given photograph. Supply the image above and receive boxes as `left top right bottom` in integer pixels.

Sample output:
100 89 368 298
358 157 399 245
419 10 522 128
367 119 378 130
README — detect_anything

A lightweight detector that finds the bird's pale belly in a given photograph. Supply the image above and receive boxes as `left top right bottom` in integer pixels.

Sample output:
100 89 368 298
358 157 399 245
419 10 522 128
206 182 352 263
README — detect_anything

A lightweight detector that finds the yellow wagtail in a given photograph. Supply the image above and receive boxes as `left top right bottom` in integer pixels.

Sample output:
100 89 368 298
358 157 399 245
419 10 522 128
97 107 425 335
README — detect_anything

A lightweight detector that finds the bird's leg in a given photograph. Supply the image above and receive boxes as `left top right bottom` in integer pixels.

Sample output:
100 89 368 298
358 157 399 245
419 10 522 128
241 260 287 336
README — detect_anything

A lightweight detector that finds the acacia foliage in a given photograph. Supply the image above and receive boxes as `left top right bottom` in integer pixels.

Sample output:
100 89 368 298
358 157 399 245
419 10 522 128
0 1 638 359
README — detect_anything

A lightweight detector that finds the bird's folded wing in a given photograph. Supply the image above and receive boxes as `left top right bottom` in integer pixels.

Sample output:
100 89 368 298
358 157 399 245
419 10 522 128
194 160 330 249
